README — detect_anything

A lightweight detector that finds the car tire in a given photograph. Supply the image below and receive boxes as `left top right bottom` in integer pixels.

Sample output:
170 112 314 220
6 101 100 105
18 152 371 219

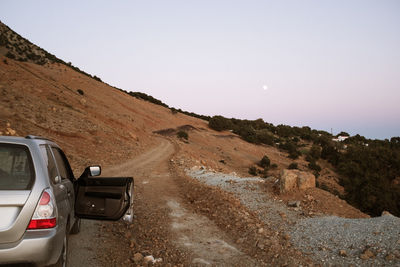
70 218 81 235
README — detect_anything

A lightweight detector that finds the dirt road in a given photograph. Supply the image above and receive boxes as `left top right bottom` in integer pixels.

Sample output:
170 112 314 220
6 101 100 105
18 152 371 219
68 138 256 266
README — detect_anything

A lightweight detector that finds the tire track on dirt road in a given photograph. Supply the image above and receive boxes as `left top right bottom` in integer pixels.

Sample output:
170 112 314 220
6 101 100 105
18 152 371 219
95 138 256 266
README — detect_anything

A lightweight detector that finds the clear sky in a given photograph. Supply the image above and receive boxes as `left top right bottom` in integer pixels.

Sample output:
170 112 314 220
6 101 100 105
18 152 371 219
1 1 399 139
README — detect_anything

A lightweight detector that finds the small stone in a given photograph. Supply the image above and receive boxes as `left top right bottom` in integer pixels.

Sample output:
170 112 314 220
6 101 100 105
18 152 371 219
381 211 392 216
288 200 301 207
360 248 375 260
258 228 264 234
236 238 245 244
283 234 290 240
124 232 132 239
133 253 143 264
6 128 16 136
386 253 395 260
339 250 347 257
143 255 155 264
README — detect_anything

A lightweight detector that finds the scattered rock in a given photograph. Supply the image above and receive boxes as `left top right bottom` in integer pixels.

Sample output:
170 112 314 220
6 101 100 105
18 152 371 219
385 253 395 260
6 127 16 136
288 200 301 207
360 248 375 260
133 252 143 264
236 238 245 244
257 228 264 234
381 211 392 216
339 249 347 257
143 255 155 264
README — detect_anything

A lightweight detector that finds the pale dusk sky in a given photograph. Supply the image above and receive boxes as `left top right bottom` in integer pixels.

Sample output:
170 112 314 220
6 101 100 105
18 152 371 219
1 0 399 139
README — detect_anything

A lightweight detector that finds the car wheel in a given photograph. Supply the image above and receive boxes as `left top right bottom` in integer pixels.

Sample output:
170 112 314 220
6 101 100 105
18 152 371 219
70 218 81 234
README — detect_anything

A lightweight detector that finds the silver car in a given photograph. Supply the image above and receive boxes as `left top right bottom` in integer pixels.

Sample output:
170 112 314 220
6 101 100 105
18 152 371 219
0 135 134 266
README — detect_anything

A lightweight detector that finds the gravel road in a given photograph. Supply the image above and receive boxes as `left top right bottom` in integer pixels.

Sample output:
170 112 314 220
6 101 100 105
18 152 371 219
187 168 400 266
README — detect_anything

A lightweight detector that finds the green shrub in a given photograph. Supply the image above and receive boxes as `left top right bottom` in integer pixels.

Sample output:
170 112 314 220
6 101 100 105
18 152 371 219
259 155 270 168
256 130 274 145
270 163 278 169
248 166 257 176
177 131 188 140
6 52 15 59
93 75 102 82
309 144 321 159
305 154 313 162
308 160 321 172
288 150 301 159
288 163 298 169
209 116 233 131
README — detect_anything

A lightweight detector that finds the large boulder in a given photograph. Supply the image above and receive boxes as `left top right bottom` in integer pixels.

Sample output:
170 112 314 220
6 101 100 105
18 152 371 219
280 169 298 193
297 171 316 190
280 169 315 193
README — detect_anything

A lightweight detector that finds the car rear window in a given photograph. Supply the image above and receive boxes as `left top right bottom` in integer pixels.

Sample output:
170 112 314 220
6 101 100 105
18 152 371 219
0 143 35 190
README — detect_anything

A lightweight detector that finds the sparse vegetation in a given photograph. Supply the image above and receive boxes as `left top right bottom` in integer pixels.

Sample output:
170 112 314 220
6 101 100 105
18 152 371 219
288 163 298 169
177 130 188 140
259 155 270 168
308 160 321 172
248 166 257 176
209 116 233 131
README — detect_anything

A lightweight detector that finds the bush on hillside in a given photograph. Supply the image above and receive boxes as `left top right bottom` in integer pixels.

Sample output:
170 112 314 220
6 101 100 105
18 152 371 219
256 129 274 146
309 144 321 159
259 155 271 168
209 116 233 131
308 160 321 172
288 162 298 169
177 130 188 140
248 166 257 176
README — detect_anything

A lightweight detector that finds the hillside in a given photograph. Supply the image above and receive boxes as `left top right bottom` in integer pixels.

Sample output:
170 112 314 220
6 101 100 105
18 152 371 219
1 21 399 266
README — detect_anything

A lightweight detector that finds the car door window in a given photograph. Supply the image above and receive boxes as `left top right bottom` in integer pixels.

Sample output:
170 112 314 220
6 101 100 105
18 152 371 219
51 147 72 181
40 145 59 184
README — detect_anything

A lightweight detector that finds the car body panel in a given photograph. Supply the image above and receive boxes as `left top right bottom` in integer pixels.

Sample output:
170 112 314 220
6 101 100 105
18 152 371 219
75 176 132 220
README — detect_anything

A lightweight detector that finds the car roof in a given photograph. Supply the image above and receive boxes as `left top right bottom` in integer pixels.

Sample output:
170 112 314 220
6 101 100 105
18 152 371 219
0 135 58 147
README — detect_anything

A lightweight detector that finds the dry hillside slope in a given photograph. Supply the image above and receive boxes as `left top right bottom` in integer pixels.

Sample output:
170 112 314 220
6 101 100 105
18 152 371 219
1 21 399 266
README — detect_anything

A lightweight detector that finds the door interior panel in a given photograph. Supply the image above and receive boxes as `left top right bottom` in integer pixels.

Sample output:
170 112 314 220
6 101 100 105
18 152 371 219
75 177 132 220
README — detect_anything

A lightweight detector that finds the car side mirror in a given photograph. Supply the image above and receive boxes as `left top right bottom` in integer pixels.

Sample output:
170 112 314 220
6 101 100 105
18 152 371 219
89 166 101 176
79 165 101 178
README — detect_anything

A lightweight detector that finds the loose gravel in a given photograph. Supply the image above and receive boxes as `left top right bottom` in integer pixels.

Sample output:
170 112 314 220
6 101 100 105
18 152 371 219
187 168 400 266
290 215 400 266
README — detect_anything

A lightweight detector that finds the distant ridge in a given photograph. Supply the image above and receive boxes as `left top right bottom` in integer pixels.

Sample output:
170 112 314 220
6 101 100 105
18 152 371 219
0 20 102 82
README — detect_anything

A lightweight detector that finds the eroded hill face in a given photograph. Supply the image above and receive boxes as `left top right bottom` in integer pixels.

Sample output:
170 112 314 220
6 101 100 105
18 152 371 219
0 21 364 219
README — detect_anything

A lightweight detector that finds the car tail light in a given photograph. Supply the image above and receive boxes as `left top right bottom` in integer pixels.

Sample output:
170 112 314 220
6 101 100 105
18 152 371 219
27 188 58 229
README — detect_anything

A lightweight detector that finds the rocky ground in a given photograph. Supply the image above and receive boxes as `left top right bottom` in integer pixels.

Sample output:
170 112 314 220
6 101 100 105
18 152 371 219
67 137 400 266
187 168 400 266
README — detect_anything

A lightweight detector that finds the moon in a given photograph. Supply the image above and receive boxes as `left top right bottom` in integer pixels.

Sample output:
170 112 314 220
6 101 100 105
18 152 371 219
263 85 268 91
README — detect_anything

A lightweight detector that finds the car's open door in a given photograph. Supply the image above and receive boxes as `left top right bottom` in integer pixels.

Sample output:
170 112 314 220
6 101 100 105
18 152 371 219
74 166 133 221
